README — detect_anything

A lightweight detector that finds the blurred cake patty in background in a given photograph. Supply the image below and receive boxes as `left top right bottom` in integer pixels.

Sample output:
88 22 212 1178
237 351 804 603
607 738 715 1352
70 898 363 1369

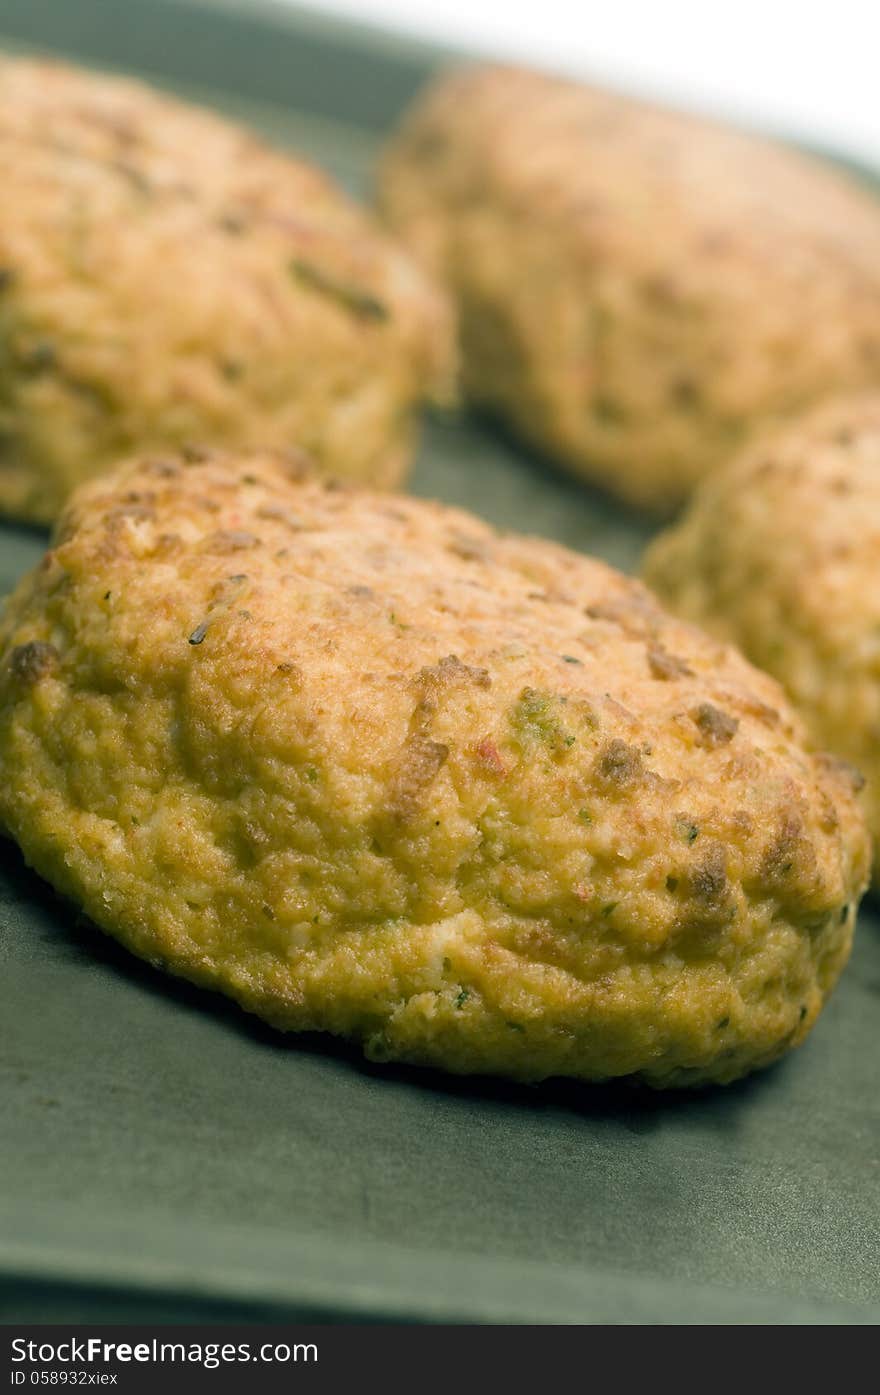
645 393 880 882
381 64 880 512
0 57 453 525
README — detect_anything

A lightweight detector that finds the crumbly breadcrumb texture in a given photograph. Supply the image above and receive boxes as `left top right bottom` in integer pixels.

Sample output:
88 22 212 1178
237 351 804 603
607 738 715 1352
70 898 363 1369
0 57 453 524
645 393 880 883
380 64 880 511
0 451 869 1085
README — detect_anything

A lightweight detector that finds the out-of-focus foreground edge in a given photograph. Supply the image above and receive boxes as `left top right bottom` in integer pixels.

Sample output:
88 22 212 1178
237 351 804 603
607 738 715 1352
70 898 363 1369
1 1201 877 1324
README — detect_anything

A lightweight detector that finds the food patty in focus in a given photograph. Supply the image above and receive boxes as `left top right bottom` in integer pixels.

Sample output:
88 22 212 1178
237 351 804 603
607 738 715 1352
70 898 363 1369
0 450 869 1085
380 64 880 511
645 393 880 882
0 57 453 524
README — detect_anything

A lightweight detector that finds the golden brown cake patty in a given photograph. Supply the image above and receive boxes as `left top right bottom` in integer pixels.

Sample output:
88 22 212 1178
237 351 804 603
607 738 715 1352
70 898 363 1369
0 57 453 525
645 393 880 884
380 64 880 512
0 450 869 1085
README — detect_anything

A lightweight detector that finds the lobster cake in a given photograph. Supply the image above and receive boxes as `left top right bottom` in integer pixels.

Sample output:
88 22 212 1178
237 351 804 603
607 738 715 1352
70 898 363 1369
0 450 869 1084
0 57 452 524
380 65 880 511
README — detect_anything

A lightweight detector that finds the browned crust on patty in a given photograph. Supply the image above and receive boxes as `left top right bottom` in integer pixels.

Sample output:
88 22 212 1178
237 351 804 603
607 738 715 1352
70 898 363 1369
0 450 870 1085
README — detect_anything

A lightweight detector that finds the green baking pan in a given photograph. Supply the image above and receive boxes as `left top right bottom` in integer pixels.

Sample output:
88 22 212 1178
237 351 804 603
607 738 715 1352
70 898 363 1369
1 0 879 1326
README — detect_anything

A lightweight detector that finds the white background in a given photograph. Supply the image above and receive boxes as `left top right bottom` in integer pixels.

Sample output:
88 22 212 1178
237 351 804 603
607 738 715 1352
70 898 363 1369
283 0 880 165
